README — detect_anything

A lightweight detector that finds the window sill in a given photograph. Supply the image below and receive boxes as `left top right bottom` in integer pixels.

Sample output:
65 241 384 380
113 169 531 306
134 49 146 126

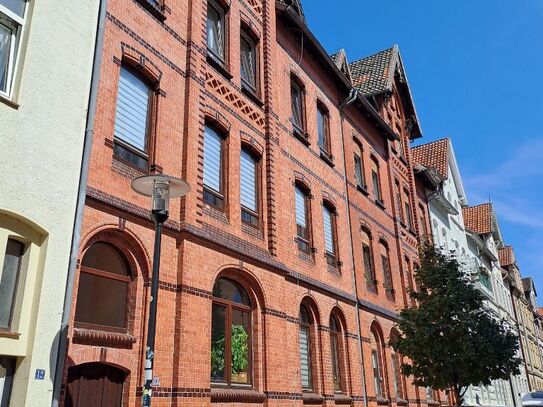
207 53 233 80
375 199 386 210
357 184 370 196
0 93 19 109
376 396 390 405
293 126 311 146
72 327 137 348
302 392 325 404
210 388 266 403
134 0 167 21
395 398 408 405
319 150 335 168
0 330 20 339
334 394 353 405
241 83 264 107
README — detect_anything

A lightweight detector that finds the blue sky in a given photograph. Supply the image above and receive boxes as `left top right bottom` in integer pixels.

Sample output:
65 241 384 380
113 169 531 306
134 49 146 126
304 1 543 302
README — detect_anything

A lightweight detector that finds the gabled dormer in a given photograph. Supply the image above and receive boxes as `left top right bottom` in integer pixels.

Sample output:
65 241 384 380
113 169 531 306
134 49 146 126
349 45 422 141
330 48 353 83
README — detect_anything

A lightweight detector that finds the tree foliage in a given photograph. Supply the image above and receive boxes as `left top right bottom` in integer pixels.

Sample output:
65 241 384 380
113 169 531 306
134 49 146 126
390 244 521 406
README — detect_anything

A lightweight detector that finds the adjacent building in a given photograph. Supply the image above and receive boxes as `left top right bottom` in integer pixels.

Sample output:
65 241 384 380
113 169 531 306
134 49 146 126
0 0 99 405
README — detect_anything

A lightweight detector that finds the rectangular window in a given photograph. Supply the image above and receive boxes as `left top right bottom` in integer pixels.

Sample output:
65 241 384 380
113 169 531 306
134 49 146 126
207 0 225 60
418 204 428 236
299 325 312 389
404 190 413 229
0 0 25 98
240 149 258 226
240 30 257 92
395 181 404 223
380 243 394 301
291 78 305 132
354 142 365 188
203 125 225 208
372 350 383 397
295 185 310 253
0 239 24 329
322 204 336 266
330 332 341 391
371 157 383 202
113 67 151 170
317 103 330 153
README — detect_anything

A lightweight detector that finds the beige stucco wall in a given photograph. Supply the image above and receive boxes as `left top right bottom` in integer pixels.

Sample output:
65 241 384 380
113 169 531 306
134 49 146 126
0 0 98 405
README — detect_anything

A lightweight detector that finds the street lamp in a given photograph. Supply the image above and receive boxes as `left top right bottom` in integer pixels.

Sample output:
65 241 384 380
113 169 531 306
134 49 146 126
131 174 190 407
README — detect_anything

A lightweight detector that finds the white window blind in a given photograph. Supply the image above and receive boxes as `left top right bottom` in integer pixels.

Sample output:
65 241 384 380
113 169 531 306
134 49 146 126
203 126 222 193
295 186 306 228
299 326 311 389
323 205 334 254
114 67 150 152
206 2 223 58
240 150 256 212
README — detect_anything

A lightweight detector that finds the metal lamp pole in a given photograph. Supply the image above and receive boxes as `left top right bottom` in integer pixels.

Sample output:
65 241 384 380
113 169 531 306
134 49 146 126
132 175 190 407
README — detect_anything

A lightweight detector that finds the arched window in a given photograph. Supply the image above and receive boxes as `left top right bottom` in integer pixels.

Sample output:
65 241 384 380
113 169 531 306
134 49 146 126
370 329 386 398
211 278 252 386
380 241 394 301
361 228 376 292
299 304 314 391
330 315 343 392
75 242 131 331
390 330 405 399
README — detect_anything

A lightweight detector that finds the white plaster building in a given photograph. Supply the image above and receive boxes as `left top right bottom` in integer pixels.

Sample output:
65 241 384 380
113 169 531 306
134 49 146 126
0 0 99 405
413 139 527 407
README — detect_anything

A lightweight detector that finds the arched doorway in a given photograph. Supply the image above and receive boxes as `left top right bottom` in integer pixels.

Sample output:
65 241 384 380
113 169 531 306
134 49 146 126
65 363 126 407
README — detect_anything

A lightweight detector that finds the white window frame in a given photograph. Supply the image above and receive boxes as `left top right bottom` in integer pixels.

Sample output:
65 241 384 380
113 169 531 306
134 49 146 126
0 1 27 99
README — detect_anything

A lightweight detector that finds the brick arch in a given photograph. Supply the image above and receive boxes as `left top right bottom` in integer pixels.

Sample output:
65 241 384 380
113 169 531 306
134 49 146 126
212 265 267 310
67 347 136 374
369 319 386 346
79 224 151 280
299 294 322 326
329 305 348 333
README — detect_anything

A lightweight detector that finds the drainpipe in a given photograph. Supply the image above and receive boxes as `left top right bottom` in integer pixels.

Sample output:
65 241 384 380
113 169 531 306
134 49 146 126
51 1 108 405
339 88 369 407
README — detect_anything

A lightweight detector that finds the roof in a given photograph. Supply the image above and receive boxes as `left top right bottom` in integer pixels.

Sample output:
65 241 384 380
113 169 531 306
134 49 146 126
462 203 494 235
411 138 449 179
498 246 516 267
277 0 306 22
330 49 352 83
537 308 543 318
523 277 535 293
349 45 422 139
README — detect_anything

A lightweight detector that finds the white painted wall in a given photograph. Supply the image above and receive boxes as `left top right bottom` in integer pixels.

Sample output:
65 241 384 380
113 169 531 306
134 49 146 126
0 0 98 405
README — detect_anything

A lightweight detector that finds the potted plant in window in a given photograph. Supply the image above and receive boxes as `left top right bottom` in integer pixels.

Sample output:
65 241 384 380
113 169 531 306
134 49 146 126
211 334 225 380
230 324 249 383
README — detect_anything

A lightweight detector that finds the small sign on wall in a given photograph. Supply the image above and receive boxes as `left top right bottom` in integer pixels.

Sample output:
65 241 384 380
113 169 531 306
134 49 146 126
35 369 46 380
152 376 160 386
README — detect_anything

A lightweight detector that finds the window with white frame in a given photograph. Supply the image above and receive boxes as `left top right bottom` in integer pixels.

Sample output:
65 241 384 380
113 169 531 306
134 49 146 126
0 0 27 98
207 0 225 61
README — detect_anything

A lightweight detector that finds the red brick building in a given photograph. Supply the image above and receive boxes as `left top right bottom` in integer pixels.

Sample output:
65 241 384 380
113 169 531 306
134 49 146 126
60 0 450 406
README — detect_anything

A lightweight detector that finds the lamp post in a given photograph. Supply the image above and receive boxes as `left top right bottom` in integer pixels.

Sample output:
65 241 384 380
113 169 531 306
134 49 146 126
131 174 190 407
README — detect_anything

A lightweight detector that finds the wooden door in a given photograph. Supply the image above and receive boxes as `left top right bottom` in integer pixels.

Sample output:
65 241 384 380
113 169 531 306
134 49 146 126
66 363 125 407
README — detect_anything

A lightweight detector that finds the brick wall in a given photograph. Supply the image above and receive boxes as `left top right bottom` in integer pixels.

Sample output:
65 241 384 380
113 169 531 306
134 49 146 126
61 0 449 406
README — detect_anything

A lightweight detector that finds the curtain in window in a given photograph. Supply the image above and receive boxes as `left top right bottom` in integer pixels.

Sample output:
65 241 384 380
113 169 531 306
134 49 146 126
114 67 150 152
240 149 256 212
0 0 26 18
295 186 306 228
203 126 222 193
0 22 11 93
322 205 334 254
0 239 23 329
240 36 255 88
291 83 303 128
207 5 223 58
299 326 311 388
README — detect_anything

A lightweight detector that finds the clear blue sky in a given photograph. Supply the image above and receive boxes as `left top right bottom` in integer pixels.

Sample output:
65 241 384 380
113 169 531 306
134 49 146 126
304 0 543 303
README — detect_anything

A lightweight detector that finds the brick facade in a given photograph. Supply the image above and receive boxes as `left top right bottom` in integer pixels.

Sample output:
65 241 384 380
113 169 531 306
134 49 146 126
61 1 452 406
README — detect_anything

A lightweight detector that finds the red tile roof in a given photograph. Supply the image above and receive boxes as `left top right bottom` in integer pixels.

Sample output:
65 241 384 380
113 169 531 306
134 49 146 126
498 246 515 267
462 203 494 234
411 138 449 179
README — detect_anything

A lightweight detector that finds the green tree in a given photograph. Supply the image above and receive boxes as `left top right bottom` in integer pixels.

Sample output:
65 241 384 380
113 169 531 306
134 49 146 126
390 244 521 407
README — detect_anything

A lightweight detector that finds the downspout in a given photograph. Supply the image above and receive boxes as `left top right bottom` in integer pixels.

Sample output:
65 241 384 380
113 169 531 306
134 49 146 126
51 1 108 405
339 88 369 407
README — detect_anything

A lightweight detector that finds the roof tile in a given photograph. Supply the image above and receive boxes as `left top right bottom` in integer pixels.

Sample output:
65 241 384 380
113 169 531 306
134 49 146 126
349 47 395 96
498 246 515 267
462 203 494 235
411 138 449 179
